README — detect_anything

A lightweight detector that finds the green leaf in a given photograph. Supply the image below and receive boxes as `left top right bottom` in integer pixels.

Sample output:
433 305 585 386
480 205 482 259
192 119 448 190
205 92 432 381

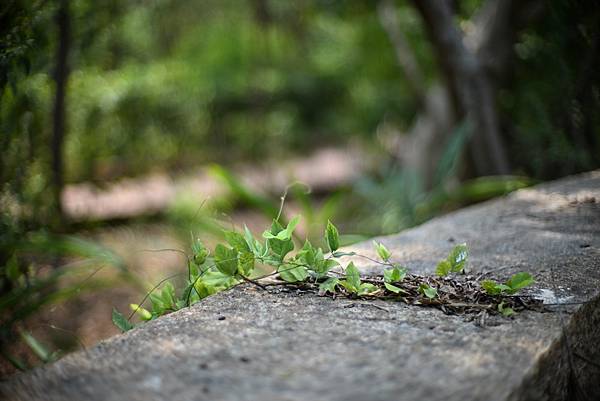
149 293 166 315
224 231 251 253
129 304 152 321
373 241 391 261
481 279 502 295
384 266 406 283
325 220 340 252
244 225 265 256
214 244 238 276
161 281 177 310
435 260 452 277
191 239 209 265
278 264 309 282
448 243 468 273
418 284 437 299
319 277 339 294
342 262 361 293
498 302 515 317
482 273 533 296
320 259 340 276
332 251 356 258
298 240 316 266
269 237 294 263
263 216 300 241
506 272 534 294
112 308 134 332
302 246 338 278
339 280 354 293
384 282 404 294
358 283 378 295
436 244 468 276
200 270 238 292
237 251 255 277
186 269 239 304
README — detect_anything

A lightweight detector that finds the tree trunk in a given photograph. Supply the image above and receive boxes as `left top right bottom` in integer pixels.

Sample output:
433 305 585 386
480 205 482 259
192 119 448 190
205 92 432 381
412 0 510 176
51 0 70 226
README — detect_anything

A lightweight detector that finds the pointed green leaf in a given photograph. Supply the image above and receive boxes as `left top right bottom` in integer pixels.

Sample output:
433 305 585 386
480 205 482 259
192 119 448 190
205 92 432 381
200 270 239 291
191 239 209 265
344 262 361 292
284 215 301 236
224 231 250 253
237 251 255 276
325 220 340 252
214 244 238 276
481 279 501 295
418 284 437 299
161 281 177 310
384 282 404 294
112 308 134 332
448 243 468 273
319 277 339 294
435 260 452 277
244 225 265 256
506 272 534 293
384 266 406 283
373 241 391 261
263 216 300 241
269 237 294 262
149 293 166 315
358 283 378 295
278 264 309 282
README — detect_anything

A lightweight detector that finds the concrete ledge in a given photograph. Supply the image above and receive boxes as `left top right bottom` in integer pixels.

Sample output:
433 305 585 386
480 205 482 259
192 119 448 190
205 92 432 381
2 171 599 401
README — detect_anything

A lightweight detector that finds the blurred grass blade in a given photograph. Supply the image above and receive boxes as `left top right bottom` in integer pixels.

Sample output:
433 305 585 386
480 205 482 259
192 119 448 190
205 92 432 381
20 330 52 363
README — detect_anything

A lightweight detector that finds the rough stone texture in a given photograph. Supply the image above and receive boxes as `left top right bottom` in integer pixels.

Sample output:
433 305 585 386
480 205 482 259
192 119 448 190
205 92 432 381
2 171 599 401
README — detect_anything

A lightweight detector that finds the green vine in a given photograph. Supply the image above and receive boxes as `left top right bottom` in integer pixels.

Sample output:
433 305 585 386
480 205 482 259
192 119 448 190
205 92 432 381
112 217 537 332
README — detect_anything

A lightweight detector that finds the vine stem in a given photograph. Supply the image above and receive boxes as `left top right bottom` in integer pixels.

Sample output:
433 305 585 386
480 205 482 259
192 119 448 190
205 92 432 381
128 272 186 321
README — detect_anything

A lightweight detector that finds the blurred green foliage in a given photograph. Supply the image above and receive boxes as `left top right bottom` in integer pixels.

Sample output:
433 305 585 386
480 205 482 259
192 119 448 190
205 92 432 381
2 0 426 186
2 0 598 222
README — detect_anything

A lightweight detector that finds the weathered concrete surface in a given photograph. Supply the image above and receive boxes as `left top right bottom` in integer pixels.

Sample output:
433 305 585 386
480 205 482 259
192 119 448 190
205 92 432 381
2 171 599 401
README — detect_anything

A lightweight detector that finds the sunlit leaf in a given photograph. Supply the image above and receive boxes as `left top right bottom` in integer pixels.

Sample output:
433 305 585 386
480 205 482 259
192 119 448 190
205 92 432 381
325 220 340 252
448 243 468 273
129 303 152 321
373 241 391 261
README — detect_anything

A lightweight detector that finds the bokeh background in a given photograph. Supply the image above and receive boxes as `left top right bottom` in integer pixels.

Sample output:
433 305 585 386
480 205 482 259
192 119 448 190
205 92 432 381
1 0 599 375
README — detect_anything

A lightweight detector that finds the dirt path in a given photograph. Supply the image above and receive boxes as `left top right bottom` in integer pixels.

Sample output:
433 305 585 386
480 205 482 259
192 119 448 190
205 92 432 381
62 147 373 222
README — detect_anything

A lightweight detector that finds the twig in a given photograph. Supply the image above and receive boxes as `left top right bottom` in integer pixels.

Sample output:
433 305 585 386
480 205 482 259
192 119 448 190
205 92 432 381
238 275 267 290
